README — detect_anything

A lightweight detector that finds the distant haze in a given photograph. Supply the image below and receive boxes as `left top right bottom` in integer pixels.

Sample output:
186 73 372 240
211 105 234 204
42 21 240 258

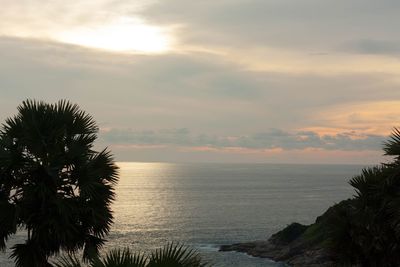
1 0 399 164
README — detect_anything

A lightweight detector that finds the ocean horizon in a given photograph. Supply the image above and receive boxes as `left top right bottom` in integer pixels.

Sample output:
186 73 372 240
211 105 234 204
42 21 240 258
1 162 366 266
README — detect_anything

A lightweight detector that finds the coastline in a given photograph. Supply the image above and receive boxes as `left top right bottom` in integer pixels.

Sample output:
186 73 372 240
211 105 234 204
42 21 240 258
220 239 333 267
219 201 352 267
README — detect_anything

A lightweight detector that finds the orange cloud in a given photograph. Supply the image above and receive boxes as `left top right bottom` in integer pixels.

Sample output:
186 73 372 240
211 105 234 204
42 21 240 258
172 146 384 164
308 100 400 136
109 144 167 149
180 146 284 154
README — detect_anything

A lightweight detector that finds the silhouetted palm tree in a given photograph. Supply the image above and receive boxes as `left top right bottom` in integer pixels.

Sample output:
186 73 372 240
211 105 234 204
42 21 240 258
328 128 400 266
147 243 209 267
54 243 210 267
0 100 118 267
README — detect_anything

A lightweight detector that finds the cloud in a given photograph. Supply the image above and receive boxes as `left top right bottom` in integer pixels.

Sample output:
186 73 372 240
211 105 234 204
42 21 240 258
1 36 400 136
308 101 400 135
1 1 399 163
141 0 400 53
100 127 385 151
0 1 150 35
340 39 400 56
3 0 400 57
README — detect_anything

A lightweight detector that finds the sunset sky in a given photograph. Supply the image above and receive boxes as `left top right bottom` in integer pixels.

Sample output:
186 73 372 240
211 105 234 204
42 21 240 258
1 0 399 164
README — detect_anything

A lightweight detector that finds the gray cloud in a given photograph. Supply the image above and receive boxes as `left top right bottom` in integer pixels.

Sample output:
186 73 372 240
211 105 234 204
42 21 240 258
1 36 400 136
2 1 400 57
340 39 400 56
1 1 398 163
3 0 400 55
141 0 400 53
100 127 385 151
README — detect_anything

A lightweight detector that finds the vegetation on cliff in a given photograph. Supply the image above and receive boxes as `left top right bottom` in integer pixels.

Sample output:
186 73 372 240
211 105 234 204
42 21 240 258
327 129 400 266
270 126 400 267
222 129 400 267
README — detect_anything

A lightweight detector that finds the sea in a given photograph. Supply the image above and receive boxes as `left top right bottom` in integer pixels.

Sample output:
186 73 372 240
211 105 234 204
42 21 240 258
1 162 365 266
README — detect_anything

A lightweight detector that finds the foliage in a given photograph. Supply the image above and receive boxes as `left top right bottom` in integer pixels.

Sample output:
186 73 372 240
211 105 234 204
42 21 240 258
327 128 400 266
54 254 83 267
0 100 118 266
54 244 211 267
264 129 400 266
147 243 208 267
93 248 147 267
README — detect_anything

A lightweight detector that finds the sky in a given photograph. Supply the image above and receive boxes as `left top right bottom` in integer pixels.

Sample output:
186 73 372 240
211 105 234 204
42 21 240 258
1 0 400 164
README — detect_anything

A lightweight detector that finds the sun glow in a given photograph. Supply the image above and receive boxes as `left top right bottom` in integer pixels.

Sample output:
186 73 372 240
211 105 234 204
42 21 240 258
55 17 173 53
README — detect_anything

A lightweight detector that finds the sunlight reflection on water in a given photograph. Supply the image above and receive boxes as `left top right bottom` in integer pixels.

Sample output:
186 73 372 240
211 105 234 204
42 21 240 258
1 162 361 267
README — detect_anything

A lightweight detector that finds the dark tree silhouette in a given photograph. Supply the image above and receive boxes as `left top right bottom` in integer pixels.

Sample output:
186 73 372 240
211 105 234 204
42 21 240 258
0 100 118 267
54 243 210 267
328 128 400 267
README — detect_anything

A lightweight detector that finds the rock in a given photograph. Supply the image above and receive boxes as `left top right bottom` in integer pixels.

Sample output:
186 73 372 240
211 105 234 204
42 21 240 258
219 200 354 266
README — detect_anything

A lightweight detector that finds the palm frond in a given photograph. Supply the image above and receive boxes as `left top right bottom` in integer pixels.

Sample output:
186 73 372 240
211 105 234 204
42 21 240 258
94 248 147 267
82 235 106 261
349 166 386 201
0 201 18 251
11 241 47 267
53 254 84 267
148 243 210 267
384 128 400 157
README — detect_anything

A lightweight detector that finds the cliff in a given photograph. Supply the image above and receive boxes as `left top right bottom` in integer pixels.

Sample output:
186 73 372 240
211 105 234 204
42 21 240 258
220 200 353 267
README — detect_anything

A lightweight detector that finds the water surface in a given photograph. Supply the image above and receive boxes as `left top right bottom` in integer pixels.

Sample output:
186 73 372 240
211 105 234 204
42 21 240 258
1 163 363 266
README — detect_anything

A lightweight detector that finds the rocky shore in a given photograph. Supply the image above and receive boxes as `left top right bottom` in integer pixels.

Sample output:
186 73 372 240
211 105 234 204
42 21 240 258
219 236 333 267
219 201 352 267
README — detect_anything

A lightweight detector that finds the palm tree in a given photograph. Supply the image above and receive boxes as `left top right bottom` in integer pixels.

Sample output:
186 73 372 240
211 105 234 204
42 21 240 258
54 243 211 267
147 243 209 267
0 100 118 267
328 129 400 266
